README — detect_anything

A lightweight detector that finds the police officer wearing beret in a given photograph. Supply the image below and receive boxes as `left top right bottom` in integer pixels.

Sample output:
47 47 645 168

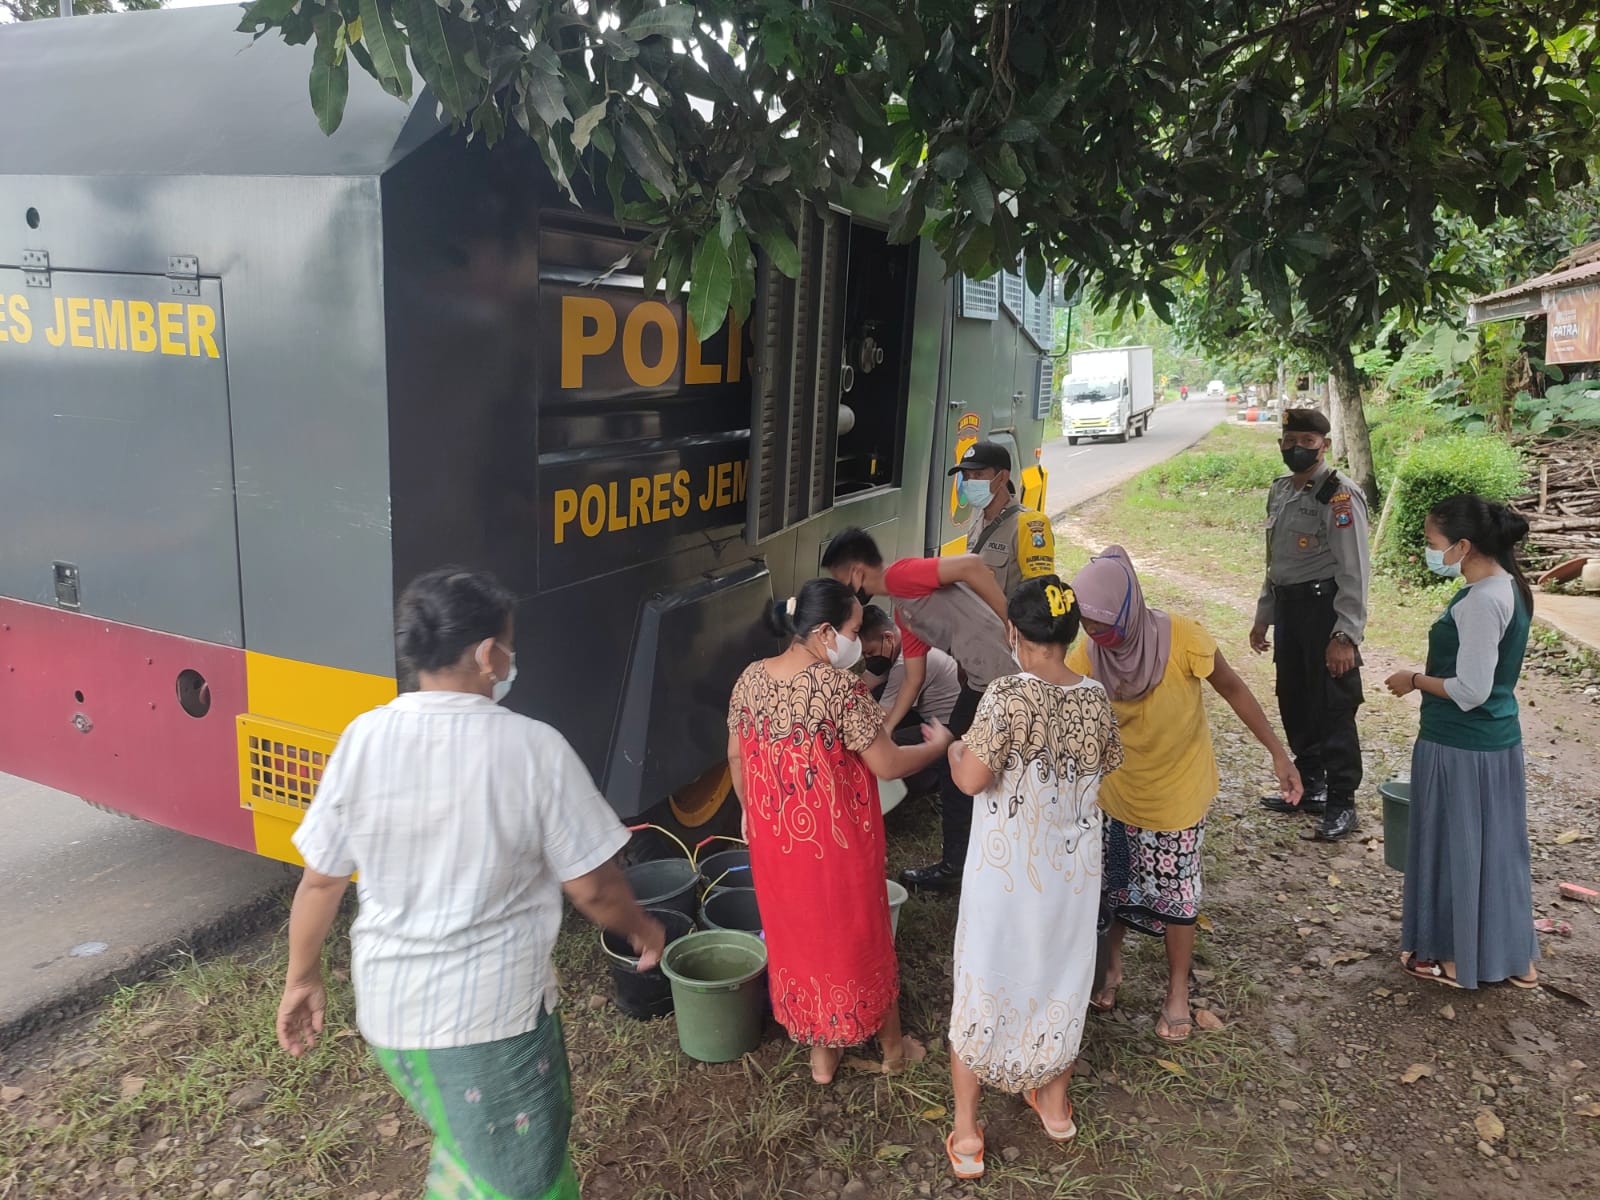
898 442 1057 891
1250 408 1370 841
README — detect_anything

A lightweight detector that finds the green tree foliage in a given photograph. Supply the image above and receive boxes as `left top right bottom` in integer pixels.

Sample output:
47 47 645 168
236 2 1600 485
2 0 160 19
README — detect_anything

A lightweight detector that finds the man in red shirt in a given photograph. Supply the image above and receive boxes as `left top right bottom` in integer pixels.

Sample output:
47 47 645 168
821 527 1011 891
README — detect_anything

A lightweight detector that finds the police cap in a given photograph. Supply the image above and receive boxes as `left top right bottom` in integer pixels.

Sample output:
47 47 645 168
947 441 1012 475
1283 408 1331 435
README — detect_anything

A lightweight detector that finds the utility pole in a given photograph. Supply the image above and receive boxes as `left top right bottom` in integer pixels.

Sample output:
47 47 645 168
60 0 72 16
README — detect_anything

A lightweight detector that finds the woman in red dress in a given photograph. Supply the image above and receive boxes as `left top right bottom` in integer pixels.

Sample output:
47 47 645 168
728 578 953 1083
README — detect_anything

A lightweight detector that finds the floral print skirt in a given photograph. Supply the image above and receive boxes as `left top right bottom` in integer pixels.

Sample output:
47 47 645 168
371 1008 578 1200
1100 817 1205 938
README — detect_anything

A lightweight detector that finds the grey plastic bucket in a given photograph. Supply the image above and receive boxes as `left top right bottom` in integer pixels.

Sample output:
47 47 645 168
699 886 762 935
698 848 753 896
625 858 700 921
599 907 695 1020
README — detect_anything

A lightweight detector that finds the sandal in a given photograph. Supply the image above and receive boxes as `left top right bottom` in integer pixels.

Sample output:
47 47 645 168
1089 984 1118 1014
1024 1089 1077 1141
1400 952 1461 989
1508 971 1540 990
1155 1010 1192 1044
944 1129 985 1180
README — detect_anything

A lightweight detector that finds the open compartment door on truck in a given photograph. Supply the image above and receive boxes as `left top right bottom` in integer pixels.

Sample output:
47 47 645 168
0 269 242 645
602 563 775 817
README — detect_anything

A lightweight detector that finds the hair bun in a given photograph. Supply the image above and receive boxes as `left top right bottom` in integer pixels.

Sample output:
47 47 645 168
1492 503 1529 549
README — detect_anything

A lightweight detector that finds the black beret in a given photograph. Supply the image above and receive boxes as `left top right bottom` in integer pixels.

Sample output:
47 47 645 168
1283 408 1331 435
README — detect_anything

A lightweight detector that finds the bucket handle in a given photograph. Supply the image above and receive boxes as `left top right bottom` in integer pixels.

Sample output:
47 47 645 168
703 864 752 894
627 822 693 864
691 833 748 865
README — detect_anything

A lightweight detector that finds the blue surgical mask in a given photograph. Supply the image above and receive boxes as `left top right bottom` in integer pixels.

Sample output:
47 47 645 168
963 478 993 509
1424 546 1462 579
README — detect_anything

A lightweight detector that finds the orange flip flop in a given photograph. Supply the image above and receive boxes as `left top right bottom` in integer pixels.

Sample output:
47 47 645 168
945 1129 985 1179
1024 1090 1078 1141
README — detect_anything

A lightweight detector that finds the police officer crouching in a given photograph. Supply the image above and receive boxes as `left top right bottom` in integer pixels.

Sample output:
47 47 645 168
1250 409 1371 841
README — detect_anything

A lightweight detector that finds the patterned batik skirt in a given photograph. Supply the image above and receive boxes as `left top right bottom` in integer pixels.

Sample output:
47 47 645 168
1100 817 1205 937
370 1008 579 1200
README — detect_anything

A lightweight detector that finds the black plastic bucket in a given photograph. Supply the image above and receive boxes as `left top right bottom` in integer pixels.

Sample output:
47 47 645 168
699 886 763 935
601 907 695 1020
698 848 754 896
625 858 700 921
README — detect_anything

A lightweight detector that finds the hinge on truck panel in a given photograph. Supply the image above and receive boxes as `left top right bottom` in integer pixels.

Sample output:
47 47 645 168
21 249 49 288
166 254 200 297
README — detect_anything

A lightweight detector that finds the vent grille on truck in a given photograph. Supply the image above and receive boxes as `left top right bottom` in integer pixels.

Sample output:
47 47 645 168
236 716 337 824
747 208 845 542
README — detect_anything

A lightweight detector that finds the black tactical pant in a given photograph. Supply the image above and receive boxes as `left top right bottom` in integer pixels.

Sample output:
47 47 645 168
937 684 983 864
1273 580 1364 808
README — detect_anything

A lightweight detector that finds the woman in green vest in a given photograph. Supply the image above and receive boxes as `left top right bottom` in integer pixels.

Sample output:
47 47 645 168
1384 494 1538 990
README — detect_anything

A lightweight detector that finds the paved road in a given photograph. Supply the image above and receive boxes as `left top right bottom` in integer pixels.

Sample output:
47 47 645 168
0 773 294 1042
1042 398 1229 518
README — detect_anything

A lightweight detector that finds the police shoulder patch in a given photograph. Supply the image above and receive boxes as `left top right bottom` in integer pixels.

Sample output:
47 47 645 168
1331 491 1354 528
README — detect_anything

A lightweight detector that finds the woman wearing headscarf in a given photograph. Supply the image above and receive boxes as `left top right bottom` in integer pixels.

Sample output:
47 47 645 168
1068 547 1301 1042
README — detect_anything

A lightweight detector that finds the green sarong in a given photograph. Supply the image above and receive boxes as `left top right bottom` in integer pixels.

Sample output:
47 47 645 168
372 1009 579 1200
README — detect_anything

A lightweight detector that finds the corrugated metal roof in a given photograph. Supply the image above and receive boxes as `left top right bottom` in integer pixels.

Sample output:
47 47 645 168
1470 256 1600 307
0 7 443 178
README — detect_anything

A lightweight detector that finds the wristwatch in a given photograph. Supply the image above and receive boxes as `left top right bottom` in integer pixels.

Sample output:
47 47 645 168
1331 632 1353 645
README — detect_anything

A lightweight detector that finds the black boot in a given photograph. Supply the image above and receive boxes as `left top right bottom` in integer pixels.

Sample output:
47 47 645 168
1303 800 1360 842
900 860 962 892
1260 786 1326 815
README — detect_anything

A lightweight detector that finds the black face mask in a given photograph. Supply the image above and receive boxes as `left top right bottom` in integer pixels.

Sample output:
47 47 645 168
861 655 894 676
1282 445 1320 474
855 586 872 607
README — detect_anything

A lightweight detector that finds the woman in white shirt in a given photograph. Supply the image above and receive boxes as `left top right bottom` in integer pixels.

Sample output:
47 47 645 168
275 568 663 1200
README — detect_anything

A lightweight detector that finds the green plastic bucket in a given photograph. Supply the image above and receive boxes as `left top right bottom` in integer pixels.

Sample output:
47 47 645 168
1379 780 1410 872
659 929 767 1063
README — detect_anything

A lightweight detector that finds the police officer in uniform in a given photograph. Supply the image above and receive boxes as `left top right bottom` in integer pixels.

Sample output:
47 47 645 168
1250 409 1370 841
949 441 1055 596
900 442 1056 891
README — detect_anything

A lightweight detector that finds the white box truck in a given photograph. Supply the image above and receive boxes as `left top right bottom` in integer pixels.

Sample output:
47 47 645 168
1061 346 1156 443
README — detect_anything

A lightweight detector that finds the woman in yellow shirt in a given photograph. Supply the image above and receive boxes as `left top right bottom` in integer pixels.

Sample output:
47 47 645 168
1068 547 1300 1042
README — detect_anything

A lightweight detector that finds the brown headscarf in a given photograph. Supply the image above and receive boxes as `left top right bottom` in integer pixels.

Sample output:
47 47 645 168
1070 545 1172 701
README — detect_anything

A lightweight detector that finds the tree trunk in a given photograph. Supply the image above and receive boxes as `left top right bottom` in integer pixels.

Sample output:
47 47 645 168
1328 344 1378 508
1277 359 1287 405
1325 371 1345 461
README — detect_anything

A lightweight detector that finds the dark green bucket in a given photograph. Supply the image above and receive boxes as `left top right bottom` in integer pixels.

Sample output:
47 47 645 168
659 929 767 1063
1378 780 1410 872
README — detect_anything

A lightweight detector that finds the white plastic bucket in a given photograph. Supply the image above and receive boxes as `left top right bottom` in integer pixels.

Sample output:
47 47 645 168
886 879 909 938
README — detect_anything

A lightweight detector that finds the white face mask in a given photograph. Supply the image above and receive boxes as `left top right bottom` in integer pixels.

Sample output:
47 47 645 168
1008 631 1024 671
963 478 993 510
1424 544 1464 579
480 639 517 703
492 655 518 703
827 631 863 670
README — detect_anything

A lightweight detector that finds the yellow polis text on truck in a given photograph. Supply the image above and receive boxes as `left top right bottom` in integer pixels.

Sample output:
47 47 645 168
552 460 748 544
0 293 220 358
560 295 742 389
